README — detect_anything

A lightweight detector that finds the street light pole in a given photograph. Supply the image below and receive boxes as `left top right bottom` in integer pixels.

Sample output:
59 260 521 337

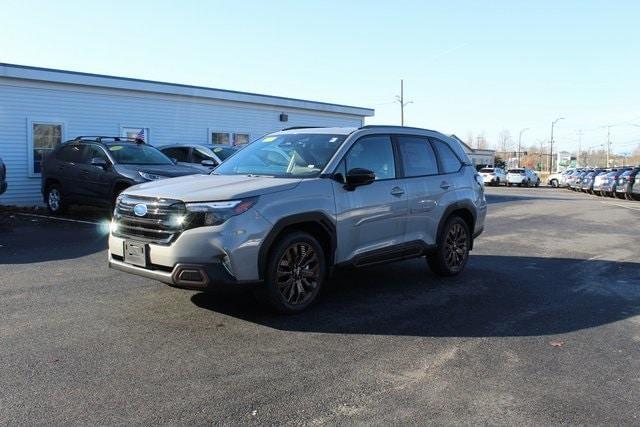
550 117 565 172
518 128 529 168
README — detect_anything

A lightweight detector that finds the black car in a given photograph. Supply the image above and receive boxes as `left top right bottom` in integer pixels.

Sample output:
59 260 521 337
0 156 7 195
40 136 201 214
616 167 640 200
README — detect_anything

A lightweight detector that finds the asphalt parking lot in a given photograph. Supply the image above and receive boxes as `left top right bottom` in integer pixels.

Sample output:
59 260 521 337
1 187 639 425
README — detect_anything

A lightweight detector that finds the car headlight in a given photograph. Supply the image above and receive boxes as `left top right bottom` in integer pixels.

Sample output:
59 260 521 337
185 198 258 227
139 171 168 181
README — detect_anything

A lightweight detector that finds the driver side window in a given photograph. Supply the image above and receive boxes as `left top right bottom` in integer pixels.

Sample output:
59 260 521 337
344 135 396 180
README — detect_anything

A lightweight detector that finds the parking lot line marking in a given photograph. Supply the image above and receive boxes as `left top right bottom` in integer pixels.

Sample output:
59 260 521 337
600 202 640 212
13 212 103 225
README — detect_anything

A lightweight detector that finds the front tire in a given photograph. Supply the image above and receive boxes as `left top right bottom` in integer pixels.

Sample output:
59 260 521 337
46 184 67 215
261 231 326 314
427 216 471 277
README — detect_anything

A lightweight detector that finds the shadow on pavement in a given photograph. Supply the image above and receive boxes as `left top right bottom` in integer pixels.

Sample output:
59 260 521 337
191 255 640 337
0 213 109 264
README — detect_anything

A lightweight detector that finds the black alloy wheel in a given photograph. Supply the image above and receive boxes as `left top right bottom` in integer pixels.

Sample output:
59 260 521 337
427 216 470 276
262 232 326 313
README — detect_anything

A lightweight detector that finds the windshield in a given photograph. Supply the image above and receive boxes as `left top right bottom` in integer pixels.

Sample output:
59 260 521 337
214 133 346 177
480 168 494 172
107 144 173 165
508 169 524 174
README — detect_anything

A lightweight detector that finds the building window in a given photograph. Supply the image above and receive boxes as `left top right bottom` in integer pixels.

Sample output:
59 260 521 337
28 120 65 176
233 133 250 145
121 126 149 142
211 131 230 145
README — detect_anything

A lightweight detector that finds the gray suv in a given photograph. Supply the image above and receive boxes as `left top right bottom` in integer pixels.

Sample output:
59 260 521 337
109 126 487 313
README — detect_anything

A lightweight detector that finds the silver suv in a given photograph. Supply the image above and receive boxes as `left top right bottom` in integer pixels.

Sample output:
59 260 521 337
108 126 487 313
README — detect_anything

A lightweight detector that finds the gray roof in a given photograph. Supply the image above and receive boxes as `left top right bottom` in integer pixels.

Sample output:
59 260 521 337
0 63 374 117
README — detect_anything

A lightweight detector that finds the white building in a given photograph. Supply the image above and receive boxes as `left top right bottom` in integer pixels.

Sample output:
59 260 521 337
0 63 373 205
450 135 496 168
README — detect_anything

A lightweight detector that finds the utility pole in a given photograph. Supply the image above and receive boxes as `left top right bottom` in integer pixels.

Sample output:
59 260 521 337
606 125 611 167
550 117 565 172
395 79 412 126
518 128 529 168
577 129 583 167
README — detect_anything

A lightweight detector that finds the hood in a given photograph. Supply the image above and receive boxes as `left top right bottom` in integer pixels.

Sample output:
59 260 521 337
116 163 201 178
123 174 303 202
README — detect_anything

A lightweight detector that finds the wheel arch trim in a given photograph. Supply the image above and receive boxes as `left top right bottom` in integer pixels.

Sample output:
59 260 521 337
257 212 336 281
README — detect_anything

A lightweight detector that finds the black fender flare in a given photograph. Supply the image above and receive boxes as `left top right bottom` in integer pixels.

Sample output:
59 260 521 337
435 201 478 250
257 212 336 280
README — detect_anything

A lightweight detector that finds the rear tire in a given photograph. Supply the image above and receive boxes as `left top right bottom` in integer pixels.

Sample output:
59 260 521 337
46 184 68 215
427 216 470 277
260 231 326 314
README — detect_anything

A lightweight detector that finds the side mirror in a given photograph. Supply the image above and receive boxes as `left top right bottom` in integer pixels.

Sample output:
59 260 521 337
345 168 375 190
90 157 108 169
201 159 216 167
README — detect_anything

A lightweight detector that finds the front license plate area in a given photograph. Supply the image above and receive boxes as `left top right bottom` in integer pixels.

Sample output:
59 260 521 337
124 241 148 267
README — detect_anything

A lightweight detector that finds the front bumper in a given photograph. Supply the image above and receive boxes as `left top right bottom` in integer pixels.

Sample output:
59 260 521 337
108 255 241 289
108 210 272 284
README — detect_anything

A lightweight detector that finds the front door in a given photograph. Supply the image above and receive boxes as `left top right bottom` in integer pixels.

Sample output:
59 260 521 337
332 135 408 263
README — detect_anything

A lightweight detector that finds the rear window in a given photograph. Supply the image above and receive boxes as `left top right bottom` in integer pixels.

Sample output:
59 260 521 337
480 168 494 173
508 169 524 174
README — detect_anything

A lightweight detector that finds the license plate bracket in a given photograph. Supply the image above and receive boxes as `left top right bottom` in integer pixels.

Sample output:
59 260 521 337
124 241 148 267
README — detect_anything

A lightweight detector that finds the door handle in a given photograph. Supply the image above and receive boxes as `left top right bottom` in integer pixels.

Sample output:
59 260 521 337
390 187 405 196
440 181 451 190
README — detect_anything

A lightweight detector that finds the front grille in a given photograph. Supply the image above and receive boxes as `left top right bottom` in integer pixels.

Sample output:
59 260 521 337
113 195 187 244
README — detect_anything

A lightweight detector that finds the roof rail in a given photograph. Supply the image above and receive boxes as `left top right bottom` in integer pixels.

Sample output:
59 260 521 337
71 136 144 143
281 126 324 131
359 125 439 133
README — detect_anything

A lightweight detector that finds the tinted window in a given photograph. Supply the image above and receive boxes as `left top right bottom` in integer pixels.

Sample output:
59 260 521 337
108 144 173 165
397 136 438 177
161 147 190 162
345 135 396 180
84 145 109 164
431 139 462 174
192 147 216 164
212 146 237 160
56 145 84 163
480 168 495 173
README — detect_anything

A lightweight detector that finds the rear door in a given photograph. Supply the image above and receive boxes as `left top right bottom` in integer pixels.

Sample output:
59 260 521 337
396 135 443 246
332 134 409 263
53 144 85 200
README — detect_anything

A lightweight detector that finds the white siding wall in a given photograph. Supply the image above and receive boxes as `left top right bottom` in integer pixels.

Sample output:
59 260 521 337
0 79 364 205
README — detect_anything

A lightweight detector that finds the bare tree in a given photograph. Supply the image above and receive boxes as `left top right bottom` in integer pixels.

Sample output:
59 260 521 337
476 132 488 149
496 130 513 153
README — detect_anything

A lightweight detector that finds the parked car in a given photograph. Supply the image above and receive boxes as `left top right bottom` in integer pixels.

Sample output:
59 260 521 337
570 170 590 190
506 168 540 187
0 156 6 195
479 167 506 186
547 169 571 188
559 169 576 187
599 168 629 197
592 170 610 195
108 125 487 313
159 144 239 173
581 169 605 193
41 136 202 214
631 172 640 201
616 167 640 200
565 169 585 190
